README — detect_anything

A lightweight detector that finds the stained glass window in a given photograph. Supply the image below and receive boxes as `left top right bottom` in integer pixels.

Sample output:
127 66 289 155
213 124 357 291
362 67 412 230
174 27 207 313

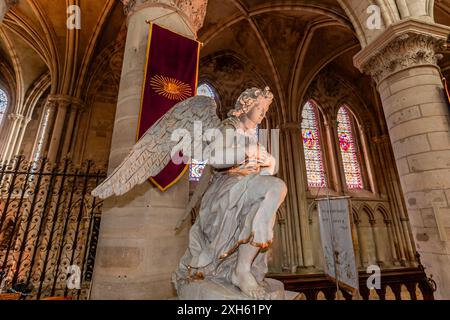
0 89 8 125
337 106 363 189
189 158 207 182
197 83 216 99
190 83 218 181
301 100 326 188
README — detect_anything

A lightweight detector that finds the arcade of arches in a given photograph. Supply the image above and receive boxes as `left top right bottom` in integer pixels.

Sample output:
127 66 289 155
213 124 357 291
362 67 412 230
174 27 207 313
0 0 449 300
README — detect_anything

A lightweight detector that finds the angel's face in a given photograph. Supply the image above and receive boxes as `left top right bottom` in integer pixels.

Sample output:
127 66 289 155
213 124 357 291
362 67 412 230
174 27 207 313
246 98 270 127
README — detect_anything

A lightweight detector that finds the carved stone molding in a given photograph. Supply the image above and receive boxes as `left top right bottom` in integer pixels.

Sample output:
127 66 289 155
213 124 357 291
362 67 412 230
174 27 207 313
121 0 208 34
362 33 445 83
121 0 136 15
354 19 450 84
8 113 24 122
176 0 208 34
46 94 76 109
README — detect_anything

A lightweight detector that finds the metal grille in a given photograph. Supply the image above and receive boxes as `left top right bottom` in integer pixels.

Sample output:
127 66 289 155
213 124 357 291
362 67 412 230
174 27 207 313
0 156 106 300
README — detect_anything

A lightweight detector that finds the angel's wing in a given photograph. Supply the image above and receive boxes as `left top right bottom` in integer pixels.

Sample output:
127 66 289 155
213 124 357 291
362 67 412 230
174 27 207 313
91 96 221 199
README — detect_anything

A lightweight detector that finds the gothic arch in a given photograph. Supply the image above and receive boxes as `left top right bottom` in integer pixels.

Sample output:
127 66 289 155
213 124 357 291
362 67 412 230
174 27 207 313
374 204 391 221
337 0 435 48
23 72 51 121
200 50 273 118
360 204 375 221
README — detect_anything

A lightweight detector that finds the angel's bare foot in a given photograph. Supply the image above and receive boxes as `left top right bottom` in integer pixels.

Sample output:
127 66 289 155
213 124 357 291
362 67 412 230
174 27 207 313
232 268 266 299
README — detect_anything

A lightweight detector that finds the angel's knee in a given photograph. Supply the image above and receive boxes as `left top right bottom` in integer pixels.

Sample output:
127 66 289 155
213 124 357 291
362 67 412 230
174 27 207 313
268 177 287 199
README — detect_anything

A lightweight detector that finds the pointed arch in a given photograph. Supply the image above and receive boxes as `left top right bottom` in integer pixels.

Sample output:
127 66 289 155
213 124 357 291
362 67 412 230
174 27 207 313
360 204 375 221
375 204 391 221
197 81 219 102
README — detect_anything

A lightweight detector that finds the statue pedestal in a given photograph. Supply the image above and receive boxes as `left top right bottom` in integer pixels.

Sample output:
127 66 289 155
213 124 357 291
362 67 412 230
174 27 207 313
177 278 299 300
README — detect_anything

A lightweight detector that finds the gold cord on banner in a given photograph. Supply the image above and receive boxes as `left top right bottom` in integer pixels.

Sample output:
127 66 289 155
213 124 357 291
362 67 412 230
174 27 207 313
439 70 450 105
144 10 204 46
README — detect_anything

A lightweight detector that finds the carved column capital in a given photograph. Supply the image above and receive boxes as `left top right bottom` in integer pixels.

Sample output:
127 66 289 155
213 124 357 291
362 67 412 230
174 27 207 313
354 19 450 84
121 0 208 34
72 98 85 109
46 94 75 109
371 135 390 144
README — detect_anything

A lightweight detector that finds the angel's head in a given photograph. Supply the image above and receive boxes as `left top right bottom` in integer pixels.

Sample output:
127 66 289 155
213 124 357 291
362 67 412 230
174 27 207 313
228 87 274 128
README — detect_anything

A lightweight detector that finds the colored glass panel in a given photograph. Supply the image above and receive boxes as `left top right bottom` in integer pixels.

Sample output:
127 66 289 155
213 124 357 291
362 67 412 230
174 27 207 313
337 106 363 189
301 100 326 188
0 89 8 125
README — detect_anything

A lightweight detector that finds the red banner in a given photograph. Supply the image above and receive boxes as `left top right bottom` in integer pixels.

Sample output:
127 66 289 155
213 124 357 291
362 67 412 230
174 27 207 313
138 23 201 191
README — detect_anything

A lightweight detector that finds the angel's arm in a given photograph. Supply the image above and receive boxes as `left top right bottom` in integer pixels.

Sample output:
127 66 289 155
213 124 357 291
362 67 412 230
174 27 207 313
204 125 247 170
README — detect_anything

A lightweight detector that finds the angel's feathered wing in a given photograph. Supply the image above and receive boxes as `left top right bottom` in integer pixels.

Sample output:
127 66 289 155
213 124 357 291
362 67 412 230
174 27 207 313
91 96 220 199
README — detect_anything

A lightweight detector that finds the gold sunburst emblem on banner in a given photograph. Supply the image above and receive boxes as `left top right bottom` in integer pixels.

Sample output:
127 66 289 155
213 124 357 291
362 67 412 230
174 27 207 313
150 75 192 101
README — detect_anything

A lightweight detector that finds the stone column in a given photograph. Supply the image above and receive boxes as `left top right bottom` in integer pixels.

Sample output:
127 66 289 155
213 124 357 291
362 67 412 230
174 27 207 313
279 124 306 269
395 0 433 22
355 219 369 267
358 124 378 194
355 19 450 299
31 97 57 161
385 219 400 265
285 123 314 268
60 99 84 158
12 116 30 156
1 113 23 162
47 95 72 163
324 118 344 193
370 219 383 266
90 0 207 300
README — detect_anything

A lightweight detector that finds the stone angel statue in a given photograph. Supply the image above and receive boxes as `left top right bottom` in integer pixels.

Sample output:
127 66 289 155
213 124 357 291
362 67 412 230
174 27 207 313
92 87 289 300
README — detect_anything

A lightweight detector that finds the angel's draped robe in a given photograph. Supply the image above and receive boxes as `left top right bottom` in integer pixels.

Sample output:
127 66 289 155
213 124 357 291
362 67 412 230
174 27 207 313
173 118 277 289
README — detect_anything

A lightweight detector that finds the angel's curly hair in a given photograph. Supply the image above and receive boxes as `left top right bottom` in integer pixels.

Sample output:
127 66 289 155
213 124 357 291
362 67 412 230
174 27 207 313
228 87 274 118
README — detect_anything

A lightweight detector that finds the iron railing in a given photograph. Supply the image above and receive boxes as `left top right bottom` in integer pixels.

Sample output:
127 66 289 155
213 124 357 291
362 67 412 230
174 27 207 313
0 156 106 300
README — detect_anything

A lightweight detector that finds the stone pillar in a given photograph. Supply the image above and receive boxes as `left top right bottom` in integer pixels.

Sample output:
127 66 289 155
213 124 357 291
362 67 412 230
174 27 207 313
287 123 314 268
385 219 400 265
395 0 433 22
277 130 297 270
31 97 57 161
90 0 207 300
60 99 84 158
373 135 410 264
47 95 72 163
358 124 378 194
324 119 344 193
355 19 450 299
370 219 383 265
12 116 30 156
1 113 23 162
355 219 369 267
279 124 309 269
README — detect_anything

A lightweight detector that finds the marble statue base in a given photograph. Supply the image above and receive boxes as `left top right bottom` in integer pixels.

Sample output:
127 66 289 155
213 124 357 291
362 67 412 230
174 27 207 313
177 278 299 300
